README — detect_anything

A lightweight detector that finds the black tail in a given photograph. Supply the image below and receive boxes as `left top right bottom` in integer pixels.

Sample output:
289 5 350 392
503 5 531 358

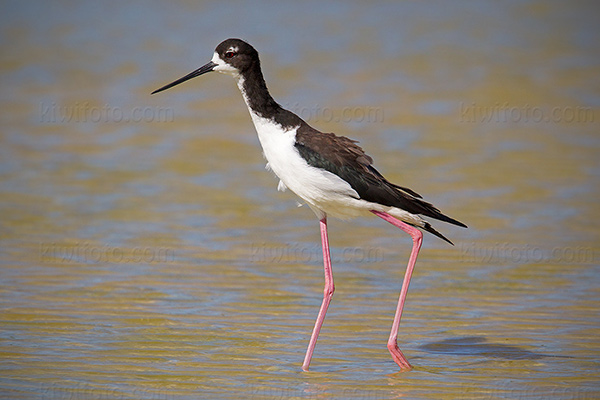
363 166 467 231
421 221 455 245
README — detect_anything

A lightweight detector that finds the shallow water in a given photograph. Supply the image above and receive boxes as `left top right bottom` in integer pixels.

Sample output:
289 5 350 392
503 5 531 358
1 1 599 399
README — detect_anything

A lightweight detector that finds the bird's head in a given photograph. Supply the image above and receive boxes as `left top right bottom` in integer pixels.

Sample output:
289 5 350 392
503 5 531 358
152 38 258 94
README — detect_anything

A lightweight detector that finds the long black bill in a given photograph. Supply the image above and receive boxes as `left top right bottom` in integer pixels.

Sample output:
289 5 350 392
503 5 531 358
151 61 217 94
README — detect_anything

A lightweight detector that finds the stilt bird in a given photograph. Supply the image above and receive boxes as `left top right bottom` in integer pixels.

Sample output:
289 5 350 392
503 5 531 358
152 38 466 371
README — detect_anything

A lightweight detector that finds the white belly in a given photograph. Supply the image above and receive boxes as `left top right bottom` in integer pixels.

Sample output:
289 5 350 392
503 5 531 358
248 111 368 218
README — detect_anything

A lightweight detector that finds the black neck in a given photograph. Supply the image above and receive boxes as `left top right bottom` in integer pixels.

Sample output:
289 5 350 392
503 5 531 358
240 66 281 118
239 64 304 129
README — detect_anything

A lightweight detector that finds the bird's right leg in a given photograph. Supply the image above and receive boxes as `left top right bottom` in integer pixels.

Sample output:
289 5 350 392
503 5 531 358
302 217 334 371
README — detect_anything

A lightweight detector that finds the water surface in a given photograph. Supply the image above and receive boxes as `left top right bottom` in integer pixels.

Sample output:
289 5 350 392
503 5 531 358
1 1 599 399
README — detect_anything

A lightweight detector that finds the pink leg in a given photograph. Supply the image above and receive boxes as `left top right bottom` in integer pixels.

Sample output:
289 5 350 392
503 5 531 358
371 210 423 371
302 217 334 371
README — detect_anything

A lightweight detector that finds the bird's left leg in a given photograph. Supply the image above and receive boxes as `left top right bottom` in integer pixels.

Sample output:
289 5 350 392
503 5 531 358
371 210 422 371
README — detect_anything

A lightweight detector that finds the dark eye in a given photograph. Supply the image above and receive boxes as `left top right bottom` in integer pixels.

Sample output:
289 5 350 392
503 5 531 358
225 51 236 59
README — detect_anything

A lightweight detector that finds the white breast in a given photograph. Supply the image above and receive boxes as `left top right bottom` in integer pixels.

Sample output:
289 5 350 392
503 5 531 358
251 110 359 207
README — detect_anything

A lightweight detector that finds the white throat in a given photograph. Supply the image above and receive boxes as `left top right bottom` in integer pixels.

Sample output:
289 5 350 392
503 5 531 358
210 52 240 78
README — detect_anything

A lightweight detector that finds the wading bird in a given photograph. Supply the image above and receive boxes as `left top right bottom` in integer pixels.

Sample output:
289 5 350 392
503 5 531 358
152 38 466 371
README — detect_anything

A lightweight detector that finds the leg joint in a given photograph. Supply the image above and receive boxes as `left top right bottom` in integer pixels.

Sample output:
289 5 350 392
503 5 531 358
412 229 423 243
324 283 335 298
387 340 398 352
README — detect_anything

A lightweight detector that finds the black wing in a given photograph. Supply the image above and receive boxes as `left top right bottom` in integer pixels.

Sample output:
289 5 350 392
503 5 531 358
294 122 466 242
